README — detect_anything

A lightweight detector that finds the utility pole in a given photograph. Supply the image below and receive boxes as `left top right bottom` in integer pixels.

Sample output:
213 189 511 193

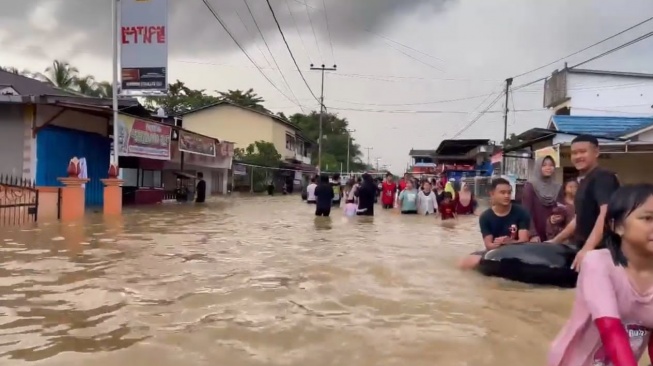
310 64 337 174
346 128 356 174
364 147 373 168
501 77 513 175
375 158 381 172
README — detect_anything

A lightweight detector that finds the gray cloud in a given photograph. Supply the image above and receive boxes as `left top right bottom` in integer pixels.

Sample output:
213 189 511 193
0 0 450 61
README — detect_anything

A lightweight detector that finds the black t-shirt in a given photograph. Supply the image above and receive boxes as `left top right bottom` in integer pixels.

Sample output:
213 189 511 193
356 181 376 214
573 167 620 247
315 183 335 209
195 180 206 203
479 204 531 241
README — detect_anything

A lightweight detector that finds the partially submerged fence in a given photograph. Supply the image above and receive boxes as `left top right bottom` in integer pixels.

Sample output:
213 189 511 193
0 175 39 227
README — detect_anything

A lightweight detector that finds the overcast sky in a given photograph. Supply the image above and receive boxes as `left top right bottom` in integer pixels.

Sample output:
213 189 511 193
2 0 653 171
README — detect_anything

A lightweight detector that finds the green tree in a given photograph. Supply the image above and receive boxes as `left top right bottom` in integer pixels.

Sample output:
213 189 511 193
40 60 79 89
501 133 522 149
289 111 365 172
144 80 220 115
218 88 267 112
96 81 113 98
74 75 98 96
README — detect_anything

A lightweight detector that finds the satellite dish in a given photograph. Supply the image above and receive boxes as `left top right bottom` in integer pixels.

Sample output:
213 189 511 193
156 107 165 117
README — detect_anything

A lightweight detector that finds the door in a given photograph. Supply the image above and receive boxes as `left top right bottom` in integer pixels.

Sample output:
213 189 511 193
36 126 110 207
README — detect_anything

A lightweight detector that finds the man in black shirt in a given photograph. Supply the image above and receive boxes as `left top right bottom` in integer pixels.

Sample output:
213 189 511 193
195 172 206 203
314 175 334 217
458 178 531 270
355 173 376 216
550 135 620 271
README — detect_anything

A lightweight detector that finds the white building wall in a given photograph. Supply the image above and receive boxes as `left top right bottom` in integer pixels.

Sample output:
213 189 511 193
565 73 653 116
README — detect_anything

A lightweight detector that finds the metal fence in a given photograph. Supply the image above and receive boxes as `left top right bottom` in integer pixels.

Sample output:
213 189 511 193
0 175 39 227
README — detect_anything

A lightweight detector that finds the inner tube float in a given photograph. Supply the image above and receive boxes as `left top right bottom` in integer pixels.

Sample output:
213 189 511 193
476 243 578 288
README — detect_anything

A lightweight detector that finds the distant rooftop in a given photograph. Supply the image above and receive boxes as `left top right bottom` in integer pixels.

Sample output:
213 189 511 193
550 115 653 139
408 149 436 157
567 68 653 80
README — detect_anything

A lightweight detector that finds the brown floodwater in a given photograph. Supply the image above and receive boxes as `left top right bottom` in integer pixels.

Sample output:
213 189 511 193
0 195 576 366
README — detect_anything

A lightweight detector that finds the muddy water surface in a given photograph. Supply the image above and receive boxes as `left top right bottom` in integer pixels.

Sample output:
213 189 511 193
0 195 575 366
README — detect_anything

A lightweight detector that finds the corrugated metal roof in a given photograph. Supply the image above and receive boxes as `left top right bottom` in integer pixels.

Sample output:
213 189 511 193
409 149 436 156
551 115 653 138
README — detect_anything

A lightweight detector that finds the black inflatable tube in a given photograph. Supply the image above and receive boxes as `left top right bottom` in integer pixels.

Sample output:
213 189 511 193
476 243 579 288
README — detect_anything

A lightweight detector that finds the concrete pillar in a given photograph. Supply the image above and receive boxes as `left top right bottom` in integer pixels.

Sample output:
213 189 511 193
101 179 123 216
221 168 228 194
56 177 89 221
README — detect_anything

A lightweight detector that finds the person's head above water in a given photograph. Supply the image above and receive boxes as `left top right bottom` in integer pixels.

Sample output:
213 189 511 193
385 172 393 182
320 174 329 183
490 177 512 207
603 183 653 267
406 179 414 189
422 180 431 192
332 173 340 182
571 134 600 173
443 191 453 202
310 176 316 183
536 155 556 178
197 172 204 179
362 173 372 183
563 179 579 198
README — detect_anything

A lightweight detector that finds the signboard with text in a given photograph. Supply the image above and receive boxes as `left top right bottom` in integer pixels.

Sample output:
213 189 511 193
120 0 168 92
179 130 216 157
117 115 172 160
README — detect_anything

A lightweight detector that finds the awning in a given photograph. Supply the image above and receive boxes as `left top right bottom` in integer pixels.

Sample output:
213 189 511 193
173 171 196 179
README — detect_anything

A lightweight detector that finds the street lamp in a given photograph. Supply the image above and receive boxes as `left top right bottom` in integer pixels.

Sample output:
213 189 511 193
346 128 356 174
364 146 373 168
375 157 382 172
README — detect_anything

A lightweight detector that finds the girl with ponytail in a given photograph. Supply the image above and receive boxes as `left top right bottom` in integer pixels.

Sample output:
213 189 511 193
549 184 653 366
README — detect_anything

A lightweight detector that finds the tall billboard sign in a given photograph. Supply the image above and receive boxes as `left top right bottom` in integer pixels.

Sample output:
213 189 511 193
120 0 168 93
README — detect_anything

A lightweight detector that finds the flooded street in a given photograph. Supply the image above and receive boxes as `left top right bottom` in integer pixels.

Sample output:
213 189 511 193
0 195 574 366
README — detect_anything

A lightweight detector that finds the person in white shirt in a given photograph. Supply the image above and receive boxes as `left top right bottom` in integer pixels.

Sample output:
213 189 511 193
306 177 318 204
417 181 438 215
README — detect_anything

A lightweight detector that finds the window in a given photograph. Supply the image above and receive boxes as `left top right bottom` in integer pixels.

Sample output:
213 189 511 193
140 170 162 188
286 134 295 151
121 168 139 187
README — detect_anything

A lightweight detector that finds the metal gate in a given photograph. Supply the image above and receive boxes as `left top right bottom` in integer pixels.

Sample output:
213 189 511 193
0 175 39 227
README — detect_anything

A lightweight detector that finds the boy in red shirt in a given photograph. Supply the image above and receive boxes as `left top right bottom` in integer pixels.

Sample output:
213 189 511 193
439 192 457 220
381 173 397 209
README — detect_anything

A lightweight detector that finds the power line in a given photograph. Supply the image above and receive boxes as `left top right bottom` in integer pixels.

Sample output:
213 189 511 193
512 15 653 79
321 0 336 64
283 0 312 64
291 0 445 70
200 0 302 108
241 0 303 111
571 31 653 68
265 0 321 105
450 92 506 139
234 11 273 67
301 0 322 61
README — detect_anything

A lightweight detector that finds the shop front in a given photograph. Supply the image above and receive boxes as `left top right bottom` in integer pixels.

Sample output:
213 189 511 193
162 129 233 198
115 114 172 205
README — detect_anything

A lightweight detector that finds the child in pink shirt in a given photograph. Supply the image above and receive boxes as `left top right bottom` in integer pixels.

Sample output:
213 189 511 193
343 200 357 217
548 184 653 366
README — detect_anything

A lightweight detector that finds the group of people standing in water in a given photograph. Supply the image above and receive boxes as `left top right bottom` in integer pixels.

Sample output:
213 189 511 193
444 133 653 366
303 171 479 219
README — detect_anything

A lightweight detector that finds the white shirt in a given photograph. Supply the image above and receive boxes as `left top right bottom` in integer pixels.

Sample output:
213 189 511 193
417 190 438 214
306 183 317 202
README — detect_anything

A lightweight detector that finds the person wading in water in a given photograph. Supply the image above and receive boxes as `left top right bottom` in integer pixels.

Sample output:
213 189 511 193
458 178 531 270
550 135 620 271
521 156 563 242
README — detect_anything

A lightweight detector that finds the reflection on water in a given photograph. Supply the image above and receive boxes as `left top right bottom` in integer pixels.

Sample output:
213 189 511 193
0 195 574 366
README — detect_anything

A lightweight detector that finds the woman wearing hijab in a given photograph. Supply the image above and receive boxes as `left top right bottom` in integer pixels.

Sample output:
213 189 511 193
521 155 563 242
455 182 478 215
444 179 457 201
